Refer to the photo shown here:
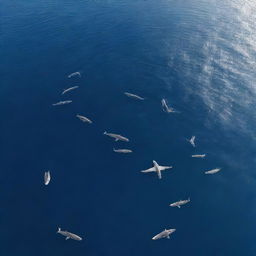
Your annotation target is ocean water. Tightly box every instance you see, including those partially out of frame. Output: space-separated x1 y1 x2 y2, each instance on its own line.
1 0 256 255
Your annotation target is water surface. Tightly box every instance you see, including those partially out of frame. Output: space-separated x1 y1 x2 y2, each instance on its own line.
1 0 256 255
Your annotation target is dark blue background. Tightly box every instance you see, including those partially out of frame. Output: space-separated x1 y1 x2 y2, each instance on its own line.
1 0 256 255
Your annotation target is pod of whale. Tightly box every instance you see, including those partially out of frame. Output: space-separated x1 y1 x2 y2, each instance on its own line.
124 92 145 100
44 171 51 185
44 70 226 244
57 227 82 241
152 229 176 240
103 131 129 142
205 168 221 174
170 198 190 208
76 114 92 124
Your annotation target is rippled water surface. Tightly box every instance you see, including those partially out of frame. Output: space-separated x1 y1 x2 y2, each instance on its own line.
1 0 256 255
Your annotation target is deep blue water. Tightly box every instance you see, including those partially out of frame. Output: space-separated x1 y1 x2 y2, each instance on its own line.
1 0 256 255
